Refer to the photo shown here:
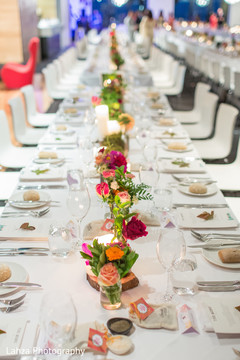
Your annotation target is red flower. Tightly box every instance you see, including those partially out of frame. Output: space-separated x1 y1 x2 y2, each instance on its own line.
109 151 127 172
102 170 115 178
122 216 148 240
96 182 110 198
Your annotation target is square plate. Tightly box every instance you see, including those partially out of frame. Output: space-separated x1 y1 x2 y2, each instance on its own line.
177 207 238 229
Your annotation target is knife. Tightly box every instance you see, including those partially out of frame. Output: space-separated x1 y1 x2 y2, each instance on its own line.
173 203 228 208
7 200 59 204
0 282 42 288
17 185 67 190
0 247 49 252
188 242 240 249
197 280 240 286
0 252 48 256
198 285 240 292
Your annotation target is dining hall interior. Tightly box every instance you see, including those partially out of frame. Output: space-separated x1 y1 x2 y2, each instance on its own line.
1 0 240 359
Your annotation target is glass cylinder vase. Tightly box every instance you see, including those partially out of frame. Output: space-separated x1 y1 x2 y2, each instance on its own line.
100 280 122 310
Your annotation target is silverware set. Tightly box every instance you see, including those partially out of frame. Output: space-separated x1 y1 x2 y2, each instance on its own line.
191 229 240 241
0 247 49 256
0 293 26 313
17 185 67 190
172 203 228 209
1 207 50 218
197 280 240 292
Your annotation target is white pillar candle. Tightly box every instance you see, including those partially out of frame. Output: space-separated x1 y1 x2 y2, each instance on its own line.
95 105 109 139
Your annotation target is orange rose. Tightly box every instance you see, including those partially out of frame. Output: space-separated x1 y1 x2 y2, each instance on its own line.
98 263 120 286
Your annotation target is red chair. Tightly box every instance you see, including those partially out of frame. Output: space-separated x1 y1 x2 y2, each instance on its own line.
1 37 39 89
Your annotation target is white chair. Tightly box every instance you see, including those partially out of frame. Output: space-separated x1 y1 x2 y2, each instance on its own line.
42 65 69 100
206 136 240 191
151 54 174 83
223 66 234 91
174 82 211 124
182 92 218 138
158 65 186 96
0 110 35 168
53 59 79 86
76 36 88 60
193 103 238 159
21 85 55 127
8 96 45 146
234 71 240 98
154 61 179 88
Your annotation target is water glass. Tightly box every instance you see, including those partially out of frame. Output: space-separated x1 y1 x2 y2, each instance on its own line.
67 169 84 190
154 188 172 211
172 253 198 296
48 222 73 258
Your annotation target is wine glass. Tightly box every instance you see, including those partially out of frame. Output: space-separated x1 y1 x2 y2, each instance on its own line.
67 173 90 249
40 290 77 354
156 229 186 302
79 138 94 181
139 163 159 190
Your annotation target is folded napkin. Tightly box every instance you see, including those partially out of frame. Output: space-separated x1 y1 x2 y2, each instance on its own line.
129 303 178 330
19 167 65 181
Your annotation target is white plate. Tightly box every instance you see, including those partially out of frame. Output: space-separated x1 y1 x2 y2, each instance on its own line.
39 134 77 145
161 158 206 173
33 156 65 165
19 167 65 181
9 191 51 209
202 248 240 269
177 207 239 229
163 144 193 153
178 183 218 197
0 262 28 296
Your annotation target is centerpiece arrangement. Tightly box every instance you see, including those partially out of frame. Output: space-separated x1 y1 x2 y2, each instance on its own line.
110 28 125 70
81 149 152 309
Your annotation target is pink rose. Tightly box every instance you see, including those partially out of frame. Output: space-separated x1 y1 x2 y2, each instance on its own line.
122 216 148 240
98 263 120 286
82 243 93 266
91 96 102 107
102 170 115 178
96 182 110 198
117 191 131 204
110 181 119 190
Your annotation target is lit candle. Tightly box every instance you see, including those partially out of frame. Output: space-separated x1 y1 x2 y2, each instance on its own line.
95 105 109 138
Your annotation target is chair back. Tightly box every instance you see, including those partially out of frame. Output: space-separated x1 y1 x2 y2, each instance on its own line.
174 65 186 93
215 103 239 153
21 85 37 117
0 110 13 150
8 96 27 140
234 72 240 98
200 92 219 129
194 82 211 111
223 66 232 90
26 37 39 80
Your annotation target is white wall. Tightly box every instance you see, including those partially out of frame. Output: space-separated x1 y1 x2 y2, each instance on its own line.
147 0 175 20
228 3 240 26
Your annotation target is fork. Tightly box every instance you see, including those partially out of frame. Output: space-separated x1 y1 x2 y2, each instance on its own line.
0 293 26 306
1 207 50 218
0 300 24 313
191 229 240 241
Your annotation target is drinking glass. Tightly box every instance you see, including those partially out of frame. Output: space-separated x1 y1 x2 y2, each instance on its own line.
156 229 186 302
40 290 77 353
154 188 172 212
79 138 94 180
139 163 159 190
172 253 198 296
67 173 90 249
48 222 73 258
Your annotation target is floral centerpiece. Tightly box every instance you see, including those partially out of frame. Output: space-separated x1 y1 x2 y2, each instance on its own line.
110 29 125 70
81 149 152 308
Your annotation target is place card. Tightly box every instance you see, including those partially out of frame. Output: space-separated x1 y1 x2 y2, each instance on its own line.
88 328 107 353
130 297 154 320
178 304 199 334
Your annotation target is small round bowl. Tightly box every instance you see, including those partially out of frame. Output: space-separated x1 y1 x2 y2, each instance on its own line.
107 317 133 336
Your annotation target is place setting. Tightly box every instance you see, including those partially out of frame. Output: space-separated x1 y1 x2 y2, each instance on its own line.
161 139 194 153
19 163 66 182
160 157 206 173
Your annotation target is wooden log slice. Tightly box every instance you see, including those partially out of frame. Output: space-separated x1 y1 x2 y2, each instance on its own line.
87 271 139 292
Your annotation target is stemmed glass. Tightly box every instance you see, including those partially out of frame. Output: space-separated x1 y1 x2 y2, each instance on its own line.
40 290 77 355
79 138 94 181
66 170 90 249
156 229 186 302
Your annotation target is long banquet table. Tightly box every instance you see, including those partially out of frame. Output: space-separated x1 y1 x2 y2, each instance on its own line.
1 45 240 360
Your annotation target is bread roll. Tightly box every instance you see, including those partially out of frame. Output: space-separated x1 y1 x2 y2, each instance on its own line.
56 125 67 131
0 264 11 282
167 142 187 151
151 103 164 110
189 183 207 194
64 108 77 114
38 151 57 159
23 190 40 201
159 118 174 126
218 248 240 263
